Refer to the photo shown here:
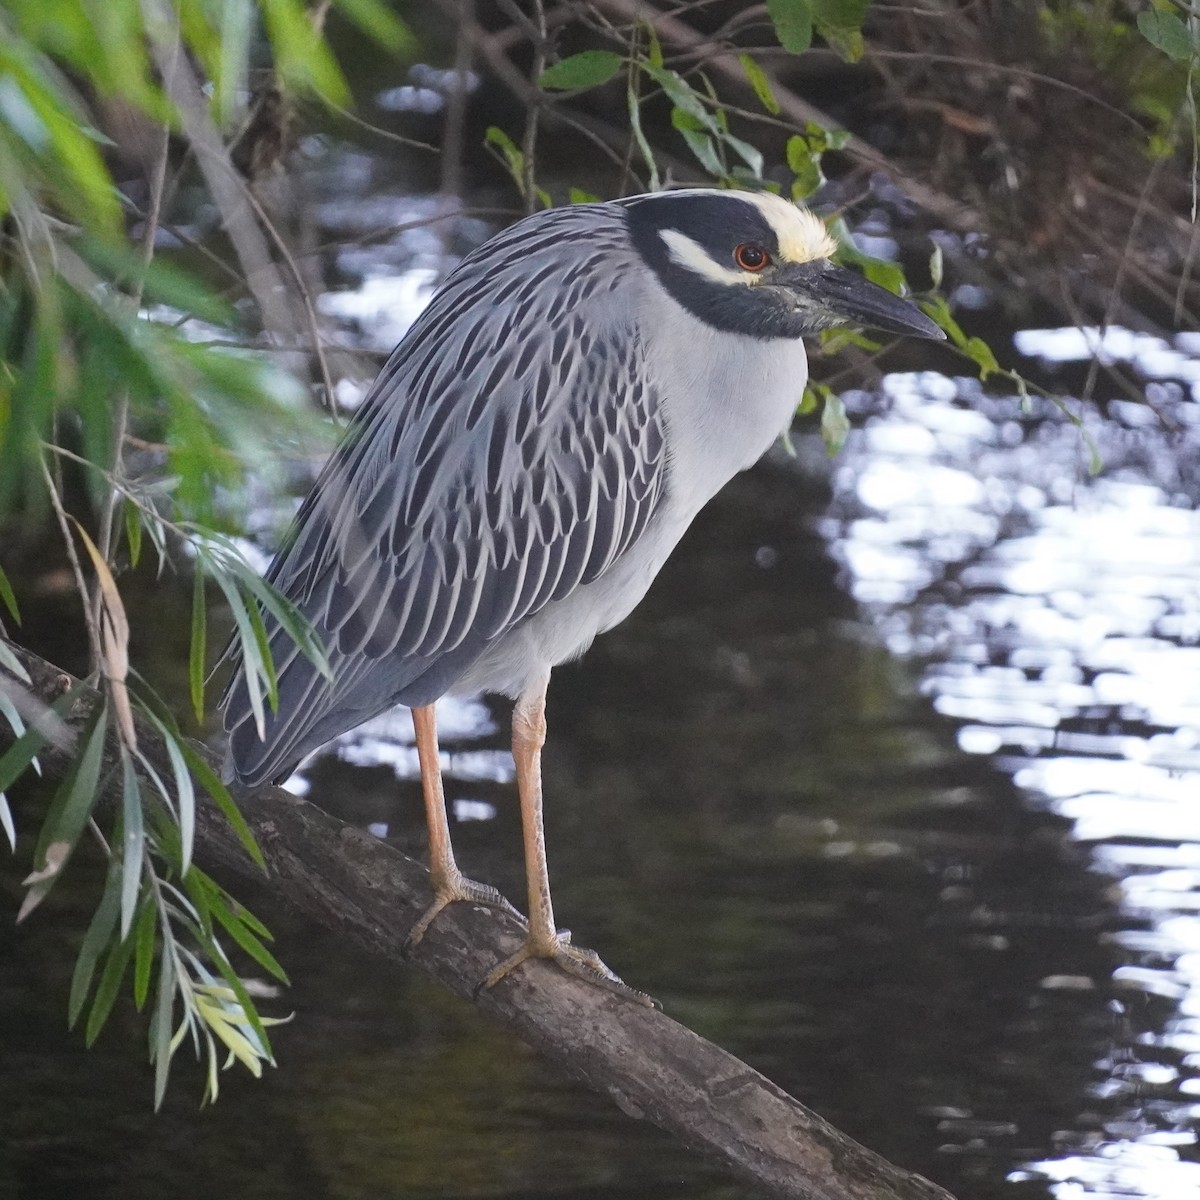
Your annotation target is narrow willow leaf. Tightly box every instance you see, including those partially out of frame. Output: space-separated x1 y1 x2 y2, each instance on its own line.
768 0 813 54
210 572 267 737
21 704 107 920
330 0 412 50
0 563 20 624
0 639 31 683
204 881 289 982
190 566 207 723
37 703 108 855
206 942 275 1061
179 742 266 872
539 50 623 91
84 920 138 1045
0 794 14 851
245 601 279 712
0 710 51 795
68 861 123 1026
197 996 264 1077
119 749 144 939
124 505 142 568
738 53 780 114
152 948 175 1109
140 708 197 872
133 896 157 1010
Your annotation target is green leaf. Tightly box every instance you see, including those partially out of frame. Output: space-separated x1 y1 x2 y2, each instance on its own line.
190 567 207 724
724 133 764 177
205 942 276 1063
818 24 864 62
1137 10 1195 62
119 749 144 940
539 50 623 91
179 742 266 872
84 914 138 1045
739 53 780 114
679 127 723 176
0 563 20 624
814 0 868 60
964 336 999 380
152 950 175 1109
330 0 412 51
22 704 107 921
861 258 905 295
133 897 157 1010
0 638 30 684
787 136 823 198
929 242 944 289
918 294 966 347
813 0 869 27
259 0 350 105
124 506 143 569
768 0 813 54
568 187 600 203
202 877 288 983
0 794 14 852
484 125 526 197
820 391 850 455
68 861 122 1026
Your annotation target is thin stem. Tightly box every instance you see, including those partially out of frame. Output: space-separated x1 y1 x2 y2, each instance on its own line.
40 454 103 669
522 0 548 213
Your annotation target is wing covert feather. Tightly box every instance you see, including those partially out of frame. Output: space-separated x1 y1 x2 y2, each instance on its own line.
223 204 669 786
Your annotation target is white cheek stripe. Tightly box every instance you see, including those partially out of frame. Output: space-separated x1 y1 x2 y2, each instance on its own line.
659 228 758 286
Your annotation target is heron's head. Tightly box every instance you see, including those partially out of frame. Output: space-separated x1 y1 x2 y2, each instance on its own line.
622 189 944 343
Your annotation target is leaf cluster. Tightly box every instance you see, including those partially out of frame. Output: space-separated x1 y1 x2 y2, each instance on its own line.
0 0 398 1106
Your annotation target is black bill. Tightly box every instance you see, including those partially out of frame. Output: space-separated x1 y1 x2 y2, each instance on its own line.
779 260 946 340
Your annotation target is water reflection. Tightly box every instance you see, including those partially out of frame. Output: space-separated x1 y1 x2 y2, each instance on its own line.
826 348 1200 1197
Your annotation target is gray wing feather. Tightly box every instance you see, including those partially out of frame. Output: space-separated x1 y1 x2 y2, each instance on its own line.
223 204 668 787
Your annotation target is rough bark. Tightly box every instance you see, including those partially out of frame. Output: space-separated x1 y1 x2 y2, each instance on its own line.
3 638 957 1200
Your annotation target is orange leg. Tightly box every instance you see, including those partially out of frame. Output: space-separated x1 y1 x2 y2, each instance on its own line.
482 674 649 1002
405 703 517 946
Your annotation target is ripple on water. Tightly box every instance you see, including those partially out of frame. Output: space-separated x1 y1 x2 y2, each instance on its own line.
828 343 1200 1199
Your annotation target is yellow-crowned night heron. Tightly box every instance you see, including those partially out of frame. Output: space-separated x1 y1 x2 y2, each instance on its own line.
222 189 943 994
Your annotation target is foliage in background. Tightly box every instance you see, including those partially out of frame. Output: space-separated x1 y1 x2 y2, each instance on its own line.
1 0 1198 1106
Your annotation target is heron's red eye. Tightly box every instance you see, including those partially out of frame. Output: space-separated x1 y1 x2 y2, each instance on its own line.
734 243 771 272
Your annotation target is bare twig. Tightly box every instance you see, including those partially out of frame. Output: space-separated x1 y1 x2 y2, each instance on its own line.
589 0 982 229
439 0 475 200
38 457 102 670
521 0 549 213
146 1 302 348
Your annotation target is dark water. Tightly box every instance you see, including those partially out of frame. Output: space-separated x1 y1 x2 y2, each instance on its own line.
5 56 1200 1200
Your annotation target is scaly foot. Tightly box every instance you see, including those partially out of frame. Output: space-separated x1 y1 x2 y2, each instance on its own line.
405 867 523 949
481 928 657 1007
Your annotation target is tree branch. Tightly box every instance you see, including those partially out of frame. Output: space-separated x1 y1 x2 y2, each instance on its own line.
2 637 957 1200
